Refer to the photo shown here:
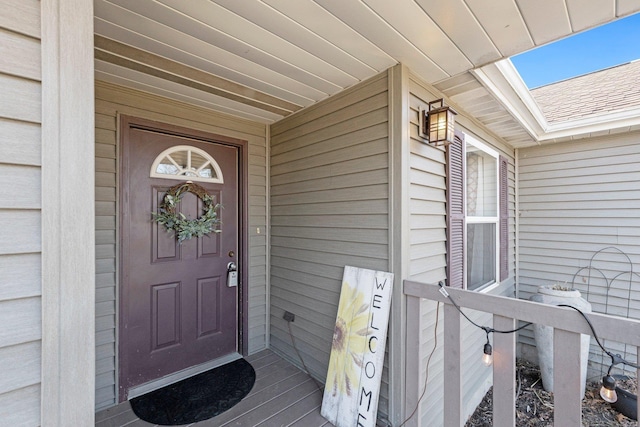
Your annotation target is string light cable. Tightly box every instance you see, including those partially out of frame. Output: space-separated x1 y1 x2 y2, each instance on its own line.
396 301 441 427
437 282 532 366
286 321 325 392
556 304 639 403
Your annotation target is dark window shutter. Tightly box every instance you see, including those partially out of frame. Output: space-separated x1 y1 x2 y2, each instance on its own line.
499 155 509 282
446 131 465 288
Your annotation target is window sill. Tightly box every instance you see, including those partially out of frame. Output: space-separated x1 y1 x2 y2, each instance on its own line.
474 281 500 294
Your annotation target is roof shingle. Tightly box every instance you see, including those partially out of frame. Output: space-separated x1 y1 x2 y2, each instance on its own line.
530 60 640 123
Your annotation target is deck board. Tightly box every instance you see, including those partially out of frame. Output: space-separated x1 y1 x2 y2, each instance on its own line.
218 379 320 426
292 409 332 427
254 386 322 426
95 350 332 427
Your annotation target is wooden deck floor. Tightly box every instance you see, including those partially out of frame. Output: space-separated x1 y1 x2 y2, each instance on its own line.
95 350 333 427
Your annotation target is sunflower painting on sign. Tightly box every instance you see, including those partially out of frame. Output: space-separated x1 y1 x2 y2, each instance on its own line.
321 266 394 427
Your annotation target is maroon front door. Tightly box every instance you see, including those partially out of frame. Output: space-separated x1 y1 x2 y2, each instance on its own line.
120 121 240 399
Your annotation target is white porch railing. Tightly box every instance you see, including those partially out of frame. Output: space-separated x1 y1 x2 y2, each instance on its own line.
404 280 640 427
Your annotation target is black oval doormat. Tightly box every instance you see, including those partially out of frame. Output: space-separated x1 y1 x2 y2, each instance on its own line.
130 358 256 425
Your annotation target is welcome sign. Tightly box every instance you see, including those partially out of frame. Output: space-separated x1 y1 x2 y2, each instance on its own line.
321 266 394 427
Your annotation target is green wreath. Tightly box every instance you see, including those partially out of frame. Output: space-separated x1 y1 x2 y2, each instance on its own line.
152 182 221 243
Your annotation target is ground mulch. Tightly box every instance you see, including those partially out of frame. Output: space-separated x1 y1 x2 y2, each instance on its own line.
465 359 637 426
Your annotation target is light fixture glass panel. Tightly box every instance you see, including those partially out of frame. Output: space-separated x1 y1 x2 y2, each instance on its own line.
426 108 456 145
429 110 447 143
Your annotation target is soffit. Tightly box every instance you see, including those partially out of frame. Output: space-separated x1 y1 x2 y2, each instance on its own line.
94 0 640 144
434 71 539 149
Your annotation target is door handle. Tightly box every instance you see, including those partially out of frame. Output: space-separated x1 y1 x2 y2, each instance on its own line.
227 262 238 287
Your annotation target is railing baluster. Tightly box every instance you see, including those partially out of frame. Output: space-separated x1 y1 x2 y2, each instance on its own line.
553 329 582 427
493 315 516 427
443 303 462 427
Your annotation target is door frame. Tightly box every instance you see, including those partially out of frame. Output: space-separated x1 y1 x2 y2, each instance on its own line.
117 115 249 402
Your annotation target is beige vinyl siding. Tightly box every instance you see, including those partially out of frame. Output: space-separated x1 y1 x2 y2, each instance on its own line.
0 1 42 425
94 81 269 410
518 130 640 379
408 71 516 426
269 72 391 414
94 109 117 410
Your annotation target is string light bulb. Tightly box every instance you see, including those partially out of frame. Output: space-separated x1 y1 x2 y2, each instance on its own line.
599 374 618 403
482 342 493 367
593 351 639 404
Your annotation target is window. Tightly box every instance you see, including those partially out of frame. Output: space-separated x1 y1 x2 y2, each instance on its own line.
466 137 498 290
150 145 224 184
446 131 508 290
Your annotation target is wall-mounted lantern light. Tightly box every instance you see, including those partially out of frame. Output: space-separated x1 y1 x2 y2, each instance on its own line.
420 98 457 146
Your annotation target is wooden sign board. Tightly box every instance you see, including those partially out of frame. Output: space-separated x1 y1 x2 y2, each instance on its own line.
321 266 394 427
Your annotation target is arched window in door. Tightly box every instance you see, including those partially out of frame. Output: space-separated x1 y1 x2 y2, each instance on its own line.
150 145 224 184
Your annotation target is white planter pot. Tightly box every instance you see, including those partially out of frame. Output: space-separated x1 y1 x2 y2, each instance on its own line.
529 286 592 398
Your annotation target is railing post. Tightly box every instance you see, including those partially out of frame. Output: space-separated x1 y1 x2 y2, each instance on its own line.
493 315 516 427
443 303 462 427
553 329 582 427
404 296 421 427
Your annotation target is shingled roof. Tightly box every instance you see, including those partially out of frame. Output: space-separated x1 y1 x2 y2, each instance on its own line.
530 60 640 124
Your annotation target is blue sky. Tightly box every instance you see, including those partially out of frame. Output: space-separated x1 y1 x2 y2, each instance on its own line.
511 12 640 89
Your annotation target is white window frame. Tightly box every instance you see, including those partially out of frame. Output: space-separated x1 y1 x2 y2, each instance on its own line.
150 145 224 184
464 134 500 293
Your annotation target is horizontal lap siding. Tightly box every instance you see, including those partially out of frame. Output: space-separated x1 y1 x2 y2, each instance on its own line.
94 110 117 410
94 81 268 410
269 72 390 414
518 131 640 378
409 72 516 426
0 1 42 425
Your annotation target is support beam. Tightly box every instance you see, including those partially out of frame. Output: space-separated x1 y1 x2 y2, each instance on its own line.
41 0 96 424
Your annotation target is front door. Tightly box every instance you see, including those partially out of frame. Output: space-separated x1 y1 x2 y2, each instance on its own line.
119 118 241 399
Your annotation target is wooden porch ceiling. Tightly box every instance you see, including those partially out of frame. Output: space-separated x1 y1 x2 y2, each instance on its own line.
94 0 640 146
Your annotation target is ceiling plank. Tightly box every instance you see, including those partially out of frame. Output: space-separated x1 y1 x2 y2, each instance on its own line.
362 0 474 75
566 0 615 31
94 15 322 105
104 0 344 94
95 63 284 123
516 0 572 46
95 38 298 116
209 0 377 80
157 0 359 87
616 0 640 16
314 0 449 82
263 0 396 72
465 0 534 57
415 0 502 66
